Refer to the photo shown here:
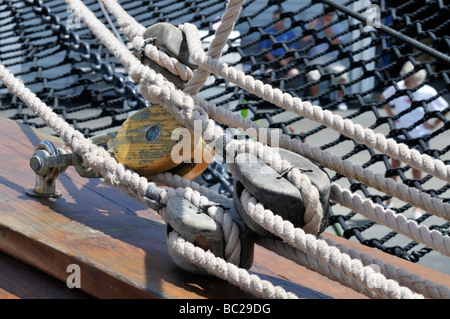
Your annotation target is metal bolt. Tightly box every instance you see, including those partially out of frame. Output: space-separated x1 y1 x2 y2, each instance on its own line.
30 155 43 171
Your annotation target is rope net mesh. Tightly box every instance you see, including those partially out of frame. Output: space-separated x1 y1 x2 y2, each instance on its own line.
0 0 449 271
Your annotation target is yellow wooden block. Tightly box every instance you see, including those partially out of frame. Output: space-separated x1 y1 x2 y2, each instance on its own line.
114 104 213 179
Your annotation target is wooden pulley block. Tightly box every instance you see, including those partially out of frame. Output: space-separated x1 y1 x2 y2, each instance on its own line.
230 148 331 237
113 104 213 180
138 22 198 90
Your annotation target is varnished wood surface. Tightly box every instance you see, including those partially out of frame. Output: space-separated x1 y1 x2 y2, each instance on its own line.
0 252 90 299
0 117 448 299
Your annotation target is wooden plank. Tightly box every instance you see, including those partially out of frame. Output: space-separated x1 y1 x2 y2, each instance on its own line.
0 117 447 299
0 252 90 299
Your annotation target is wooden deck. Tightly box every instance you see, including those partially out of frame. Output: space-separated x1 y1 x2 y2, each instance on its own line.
0 117 448 299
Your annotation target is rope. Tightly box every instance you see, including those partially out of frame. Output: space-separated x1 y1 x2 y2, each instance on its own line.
201 101 450 223
160 186 243 266
183 0 245 95
320 0 450 65
240 188 424 299
257 235 450 299
167 231 299 299
179 30 450 185
59 0 450 300
153 170 450 298
1 0 447 299
322 237 450 299
0 60 298 300
330 183 450 257
256 237 382 298
71 0 450 230
85 0 325 234
92 0 450 238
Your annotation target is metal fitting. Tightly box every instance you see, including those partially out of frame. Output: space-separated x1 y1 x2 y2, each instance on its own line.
26 140 100 198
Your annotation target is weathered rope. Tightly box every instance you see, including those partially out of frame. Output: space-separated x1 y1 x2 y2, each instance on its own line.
228 138 324 235
80 0 450 229
183 0 246 95
256 236 382 299
0 61 298 300
258 235 450 299
134 35 194 82
64 0 450 298
2 0 444 299
321 237 450 299
70 0 324 234
100 0 449 243
204 102 450 223
106 8 450 226
154 170 450 299
180 24 450 185
167 231 299 299
153 168 450 298
330 183 450 257
240 188 424 299
160 186 242 266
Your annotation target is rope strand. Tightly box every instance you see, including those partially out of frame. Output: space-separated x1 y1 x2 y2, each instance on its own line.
0 0 446 299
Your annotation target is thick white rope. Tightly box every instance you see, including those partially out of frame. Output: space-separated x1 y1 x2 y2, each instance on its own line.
133 35 194 82
322 237 450 299
88 0 450 246
229 139 324 235
183 0 245 95
94 0 450 231
97 0 191 77
78 0 324 234
67 0 450 298
258 236 450 299
167 231 299 299
239 189 424 299
330 183 450 257
160 186 242 265
180 23 450 185
153 171 450 299
5 1 291 300
97 0 450 230
257 237 381 299
0 61 294 300
7 0 442 300
199 99 450 223
82 0 450 229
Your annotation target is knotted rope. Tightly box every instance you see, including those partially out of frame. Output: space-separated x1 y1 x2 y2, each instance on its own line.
0 0 448 299
90 0 450 254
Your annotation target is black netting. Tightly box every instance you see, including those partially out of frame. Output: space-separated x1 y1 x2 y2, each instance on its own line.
1 0 449 269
